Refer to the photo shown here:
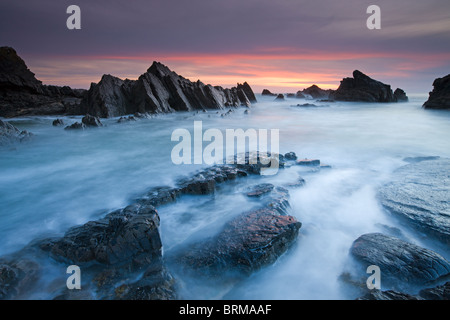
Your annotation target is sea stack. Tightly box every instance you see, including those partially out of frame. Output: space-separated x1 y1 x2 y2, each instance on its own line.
423 74 450 109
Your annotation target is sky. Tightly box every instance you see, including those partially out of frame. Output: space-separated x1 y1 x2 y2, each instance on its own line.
1 0 449 94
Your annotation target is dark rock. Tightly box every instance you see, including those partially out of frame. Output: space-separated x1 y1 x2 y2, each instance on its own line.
403 156 440 163
117 116 136 123
0 259 40 299
0 120 33 146
301 85 332 99
175 206 301 278
296 159 320 166
64 122 86 130
81 114 103 127
237 82 257 103
286 93 296 98
0 47 87 118
394 88 408 102
274 94 285 101
52 119 65 127
378 159 450 244
262 89 277 96
114 264 177 300
350 233 450 285
245 183 275 198
80 62 256 118
357 289 421 300
47 204 162 268
295 91 306 99
423 74 450 109
330 70 398 102
293 103 318 108
419 282 450 300
284 152 297 161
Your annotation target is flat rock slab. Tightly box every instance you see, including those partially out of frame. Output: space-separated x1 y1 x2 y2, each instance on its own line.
351 233 450 285
378 158 450 244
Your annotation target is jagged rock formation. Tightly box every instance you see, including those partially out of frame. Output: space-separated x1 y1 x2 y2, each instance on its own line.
0 47 86 118
330 70 407 102
423 74 450 109
79 62 257 118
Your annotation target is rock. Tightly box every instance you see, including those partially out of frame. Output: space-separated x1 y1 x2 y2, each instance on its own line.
245 183 275 198
423 74 450 109
296 159 320 166
52 119 65 127
301 85 332 99
175 198 301 278
350 233 450 285
114 264 177 300
0 259 40 299
237 82 257 103
284 175 306 188
284 152 297 161
0 120 33 146
378 159 450 244
293 103 319 108
286 93 296 98
419 282 450 300
403 156 440 163
47 204 162 268
295 91 306 99
357 281 450 300
64 122 86 130
274 94 285 101
394 88 408 102
80 62 256 118
330 70 398 102
357 289 421 300
117 116 137 123
81 114 103 127
262 89 277 96
0 47 86 118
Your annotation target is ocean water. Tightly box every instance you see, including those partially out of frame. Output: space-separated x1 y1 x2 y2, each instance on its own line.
1 94 449 299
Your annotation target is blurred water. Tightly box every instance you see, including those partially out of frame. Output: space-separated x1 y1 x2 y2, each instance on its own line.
1 94 449 299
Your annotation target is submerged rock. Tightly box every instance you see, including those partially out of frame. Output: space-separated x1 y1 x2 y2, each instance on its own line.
0 259 40 300
275 94 285 101
423 74 450 109
174 193 301 278
82 114 103 127
0 120 33 146
52 119 65 127
378 158 450 244
350 233 450 285
64 122 86 130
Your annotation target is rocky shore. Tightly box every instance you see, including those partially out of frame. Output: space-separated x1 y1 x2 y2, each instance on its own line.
0 152 303 300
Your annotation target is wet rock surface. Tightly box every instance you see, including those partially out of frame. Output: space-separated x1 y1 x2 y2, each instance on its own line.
173 185 301 279
0 119 33 146
378 158 450 244
350 233 450 285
